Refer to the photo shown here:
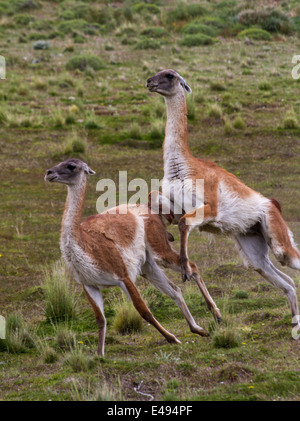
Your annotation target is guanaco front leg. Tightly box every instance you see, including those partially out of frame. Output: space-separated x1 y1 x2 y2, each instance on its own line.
179 204 215 282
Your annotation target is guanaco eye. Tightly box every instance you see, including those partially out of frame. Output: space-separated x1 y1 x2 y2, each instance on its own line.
166 74 174 80
67 164 76 171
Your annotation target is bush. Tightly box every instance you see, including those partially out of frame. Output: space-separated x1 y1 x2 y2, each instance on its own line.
208 103 223 119
149 119 165 142
43 260 77 323
232 115 246 129
237 8 292 35
64 131 87 155
58 19 101 36
213 326 241 349
15 0 40 11
140 26 167 38
135 37 161 50
283 109 298 129
113 300 143 334
56 327 76 351
14 13 34 25
210 81 226 91
66 55 105 71
166 2 189 25
234 290 249 299
43 346 58 364
224 118 233 134
258 80 272 91
3 313 36 354
132 3 160 15
182 22 216 37
50 106 65 128
186 3 206 18
181 33 214 47
199 16 229 31
127 122 143 140
64 349 97 372
238 28 271 41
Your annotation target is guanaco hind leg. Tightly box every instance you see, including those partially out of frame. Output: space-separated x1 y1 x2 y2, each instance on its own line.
235 231 300 330
120 276 181 344
142 252 209 336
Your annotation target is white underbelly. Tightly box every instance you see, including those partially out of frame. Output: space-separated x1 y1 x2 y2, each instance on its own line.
213 183 270 234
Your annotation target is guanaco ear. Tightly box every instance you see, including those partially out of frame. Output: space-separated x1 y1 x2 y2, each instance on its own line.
83 163 96 175
179 77 192 94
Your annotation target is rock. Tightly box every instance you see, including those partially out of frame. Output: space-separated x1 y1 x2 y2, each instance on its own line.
33 40 50 50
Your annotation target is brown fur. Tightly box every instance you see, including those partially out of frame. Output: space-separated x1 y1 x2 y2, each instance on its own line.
270 198 282 214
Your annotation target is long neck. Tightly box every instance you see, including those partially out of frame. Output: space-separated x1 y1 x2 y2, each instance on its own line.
163 91 191 178
61 175 86 242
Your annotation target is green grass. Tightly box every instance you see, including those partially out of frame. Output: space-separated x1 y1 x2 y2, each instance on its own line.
0 0 300 402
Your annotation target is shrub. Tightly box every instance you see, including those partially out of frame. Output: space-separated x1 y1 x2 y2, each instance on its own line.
0 108 7 125
181 33 214 47
237 8 292 35
32 19 53 31
166 2 189 25
210 81 226 91
224 118 233 134
283 109 298 129
186 3 206 18
43 346 58 364
59 1 92 21
43 259 77 323
58 19 101 36
199 16 229 31
14 13 33 25
64 131 87 155
127 122 143 139
232 115 246 129
66 55 105 71
92 382 118 401
187 94 196 120
64 349 97 372
213 326 241 349
258 80 272 91
84 111 101 129
182 22 216 37
50 106 65 128
292 16 300 34
3 313 36 354
140 26 167 38
208 103 223 119
132 3 160 15
135 37 161 50
113 300 143 334
234 290 249 299
56 327 76 351
238 28 271 41
148 119 165 141
15 0 40 11
28 33 48 40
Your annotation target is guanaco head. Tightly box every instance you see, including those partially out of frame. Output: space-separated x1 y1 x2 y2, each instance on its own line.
146 69 192 97
45 158 95 185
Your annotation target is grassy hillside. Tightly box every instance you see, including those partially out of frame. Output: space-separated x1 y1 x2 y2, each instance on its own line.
0 0 300 401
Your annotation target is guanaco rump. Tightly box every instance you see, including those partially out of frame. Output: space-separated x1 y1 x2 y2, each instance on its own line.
45 158 222 356
146 69 300 331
